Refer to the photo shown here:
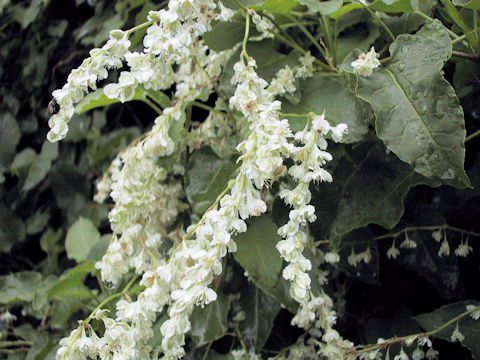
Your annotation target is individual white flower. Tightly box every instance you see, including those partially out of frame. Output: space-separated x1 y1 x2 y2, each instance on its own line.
412 348 425 360
431 229 442 242
324 251 340 264
351 46 381 77
438 239 450 257
451 323 465 342
218 2 235 21
296 52 315 79
394 348 408 360
400 233 416 249
454 240 473 257
387 241 400 259
466 305 480 320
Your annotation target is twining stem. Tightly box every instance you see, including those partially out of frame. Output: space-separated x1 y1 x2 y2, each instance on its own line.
0 340 33 348
143 97 163 115
314 224 480 246
85 274 139 323
242 8 251 61
348 304 480 355
364 6 395 41
126 20 154 36
466 129 480 142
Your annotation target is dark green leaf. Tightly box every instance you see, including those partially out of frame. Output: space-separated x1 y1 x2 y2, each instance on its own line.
0 204 26 252
234 215 283 288
185 147 236 215
40 228 63 272
204 16 247 52
239 284 280 350
0 271 42 304
190 292 230 347
282 75 371 143
312 142 437 244
65 217 101 263
414 301 480 359
343 21 470 188
86 233 111 262
0 112 21 168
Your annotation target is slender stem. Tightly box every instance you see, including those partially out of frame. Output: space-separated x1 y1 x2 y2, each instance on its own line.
285 14 327 59
452 34 467 45
242 10 251 61
415 10 460 39
126 20 154 36
143 97 163 115
349 305 480 354
0 348 30 354
192 101 217 113
452 50 479 60
280 112 309 118
315 224 480 246
85 275 139 323
201 342 213 360
321 14 336 66
466 129 480 142
0 340 33 348
363 6 395 41
235 326 250 359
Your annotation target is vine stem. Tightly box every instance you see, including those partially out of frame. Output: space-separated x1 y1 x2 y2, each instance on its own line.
314 224 480 246
348 304 480 355
364 6 395 41
126 20 154 36
0 340 33 348
466 129 480 142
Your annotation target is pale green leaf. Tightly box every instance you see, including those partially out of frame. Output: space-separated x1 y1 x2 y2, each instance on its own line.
65 217 101 263
303 0 343 14
453 0 480 9
252 0 298 14
190 292 230 347
48 262 96 299
0 271 42 304
414 301 480 359
330 0 414 19
344 20 470 188
185 147 236 215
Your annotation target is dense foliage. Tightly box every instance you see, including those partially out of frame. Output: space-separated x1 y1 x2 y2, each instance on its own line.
1 0 480 359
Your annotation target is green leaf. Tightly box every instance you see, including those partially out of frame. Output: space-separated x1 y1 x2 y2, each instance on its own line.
343 20 470 188
330 0 414 18
75 86 160 114
234 215 283 288
453 0 480 10
0 271 42 304
185 147 236 215
0 112 21 168
65 217 101 263
302 0 343 14
336 22 380 63
252 0 298 14
203 16 247 52
48 262 96 299
10 141 58 191
239 284 281 351
86 233 111 262
26 209 50 235
382 0 436 37
312 142 437 245
0 204 26 252
190 292 230 347
40 228 63 272
282 74 371 143
414 301 480 359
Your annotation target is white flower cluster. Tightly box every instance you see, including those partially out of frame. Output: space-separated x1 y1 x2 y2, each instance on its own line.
47 30 131 142
351 46 381 77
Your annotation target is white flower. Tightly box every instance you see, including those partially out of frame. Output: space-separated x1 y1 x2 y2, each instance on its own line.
467 305 480 320
454 240 473 257
324 252 340 264
387 241 400 259
400 233 416 249
412 348 425 360
351 46 381 77
218 3 235 21
425 348 439 360
431 229 442 242
438 239 450 257
451 323 465 342
394 348 408 360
